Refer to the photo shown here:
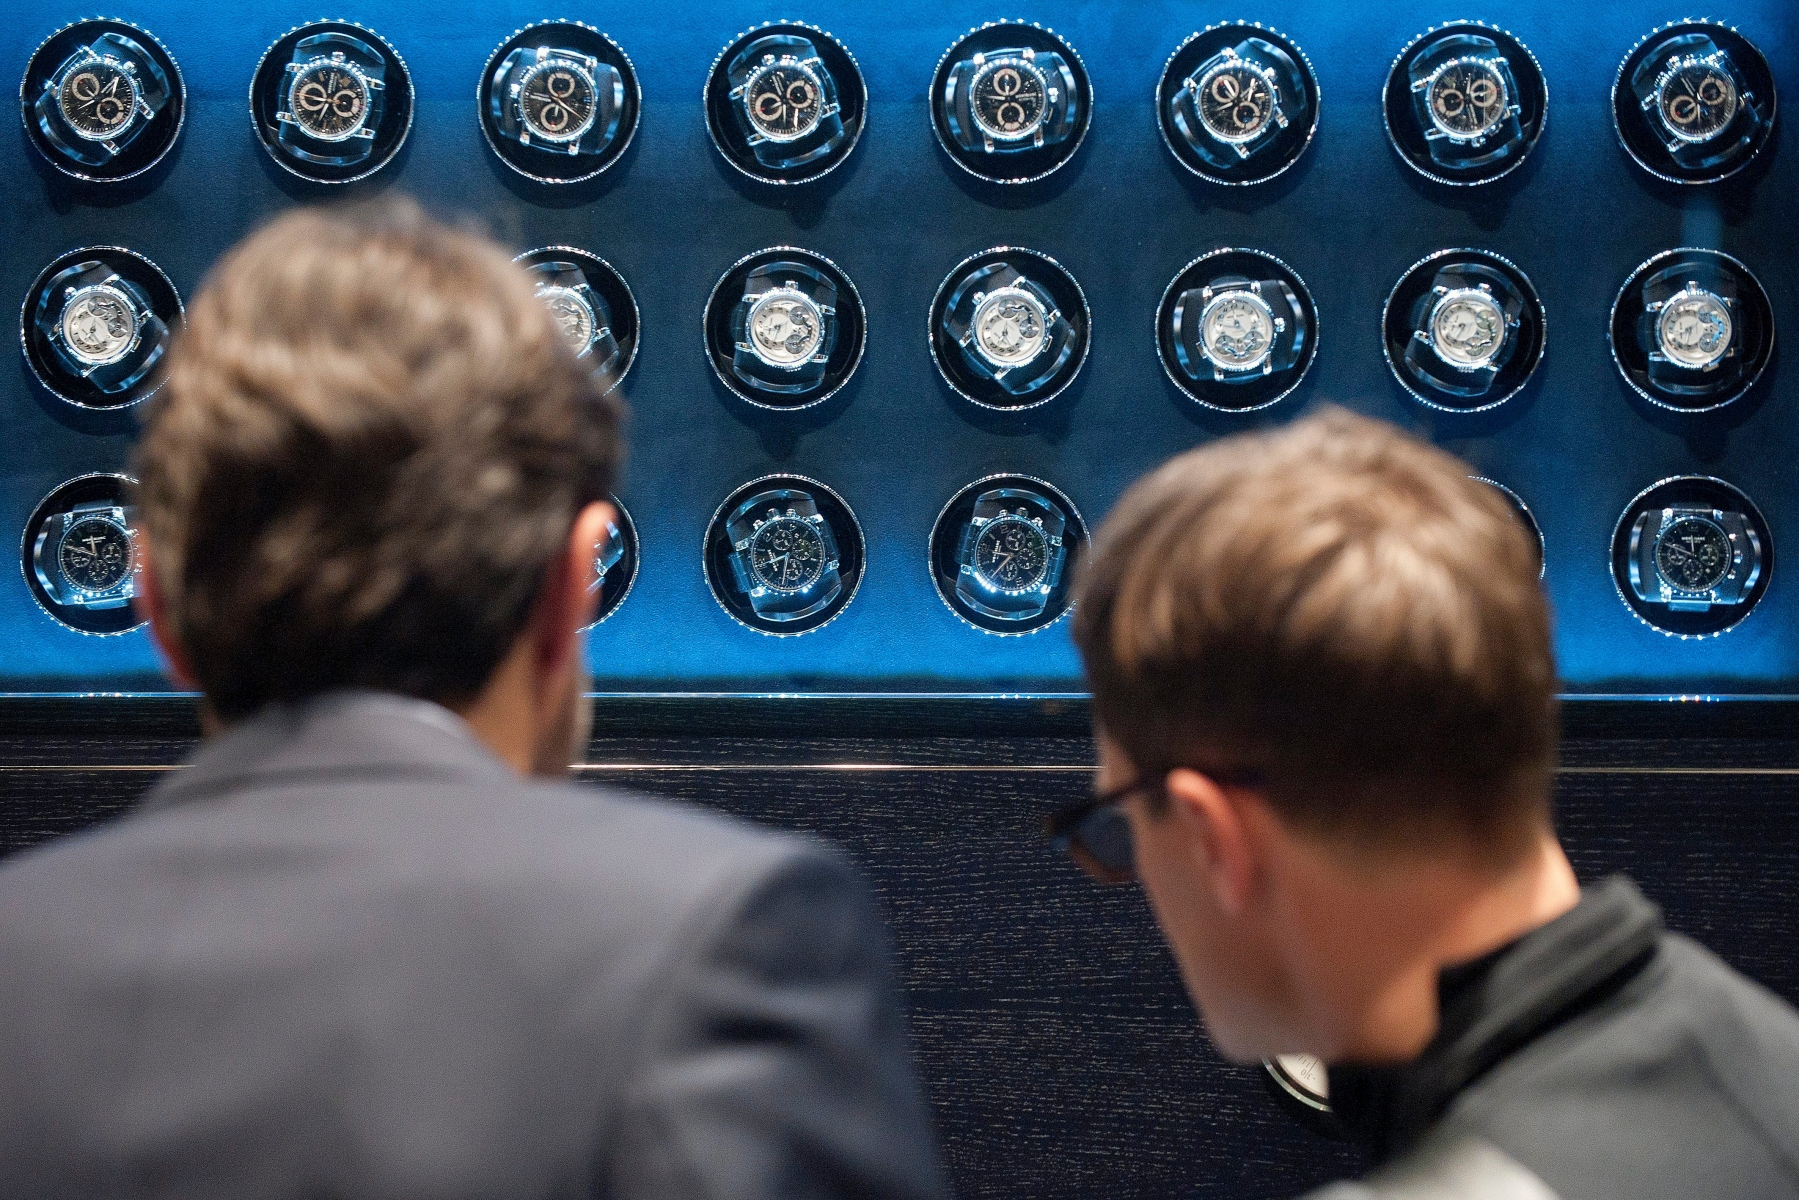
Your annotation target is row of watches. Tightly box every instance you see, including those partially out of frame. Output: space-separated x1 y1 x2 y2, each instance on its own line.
22 18 1777 189
21 241 1773 419
22 470 1770 642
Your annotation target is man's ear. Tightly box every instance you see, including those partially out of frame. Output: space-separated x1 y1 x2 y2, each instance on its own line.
531 500 615 676
132 536 198 690
1163 768 1261 917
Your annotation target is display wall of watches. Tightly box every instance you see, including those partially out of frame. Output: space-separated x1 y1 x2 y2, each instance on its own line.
250 20 413 184
1609 248 1773 413
931 22 1092 185
704 475 864 636
514 247 638 394
1613 21 1776 186
1158 24 1319 187
1472 477 1546 579
704 247 865 409
22 246 182 412
479 21 639 185
930 247 1090 410
1611 476 1771 638
22 473 144 636
1384 22 1546 187
585 494 639 628
22 19 185 184
705 22 866 185
930 475 1087 635
1383 249 1545 413
1157 248 1316 411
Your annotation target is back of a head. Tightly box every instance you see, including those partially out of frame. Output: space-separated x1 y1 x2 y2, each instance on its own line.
135 199 621 721
1073 408 1556 856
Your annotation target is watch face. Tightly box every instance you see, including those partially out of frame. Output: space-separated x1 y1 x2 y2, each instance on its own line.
1200 289 1277 372
58 517 131 594
537 285 596 354
748 515 827 593
1656 288 1733 369
1429 287 1507 370
974 515 1050 592
746 288 825 369
59 284 139 366
58 57 139 140
743 56 825 142
1656 516 1731 592
1426 58 1508 140
1196 60 1275 143
288 57 369 141
969 54 1048 142
972 287 1049 366
517 57 597 143
1657 58 1737 143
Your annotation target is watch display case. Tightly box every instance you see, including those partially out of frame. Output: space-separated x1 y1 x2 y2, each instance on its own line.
1383 248 1545 413
1158 24 1319 187
250 20 413 185
929 475 1088 635
931 22 1092 185
704 475 865 636
21 18 185 184
478 21 640 186
930 247 1090 410
586 495 639 628
1609 248 1774 414
704 246 865 410
1612 476 1772 638
1613 21 1776 186
1383 22 1547 186
21 246 181 412
705 22 866 185
513 246 639 394
21 473 142 636
1156 248 1317 411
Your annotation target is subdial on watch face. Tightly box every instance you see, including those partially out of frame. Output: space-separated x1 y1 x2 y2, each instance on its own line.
1656 517 1730 592
1200 291 1277 371
1426 59 1508 140
1429 288 1507 370
744 57 824 142
1657 59 1738 143
290 59 369 141
59 285 139 366
746 289 824 369
519 59 597 142
972 288 1048 366
749 515 826 593
970 55 1048 142
58 518 131 593
975 517 1049 592
58 60 139 140
1197 62 1275 143
1657 289 1733 369
537 285 596 354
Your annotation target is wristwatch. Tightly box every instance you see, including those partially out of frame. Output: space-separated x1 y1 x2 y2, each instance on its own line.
525 259 621 375
1629 506 1761 613
1174 276 1305 383
32 31 173 167
38 259 167 397
1403 262 1526 400
725 488 843 623
1404 32 1526 175
489 43 624 158
727 33 846 172
277 31 387 167
1645 278 1736 377
943 262 1077 398
32 499 137 611
1629 33 1762 174
953 488 1068 623
943 44 1080 157
1169 37 1303 168
728 261 839 397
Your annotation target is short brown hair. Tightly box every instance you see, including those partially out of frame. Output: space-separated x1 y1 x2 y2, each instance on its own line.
134 198 621 720
1072 408 1556 852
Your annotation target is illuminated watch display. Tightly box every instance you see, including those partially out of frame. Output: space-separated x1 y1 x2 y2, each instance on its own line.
1158 249 1316 411
1386 23 1545 186
706 247 864 409
23 476 147 635
708 24 863 185
481 24 638 183
1615 22 1774 185
1611 248 1772 412
24 246 182 411
932 22 1091 184
706 476 864 636
1160 25 1318 186
1385 248 1544 412
931 475 1087 635
23 20 185 182
252 21 412 184
931 247 1089 409
1614 477 1771 638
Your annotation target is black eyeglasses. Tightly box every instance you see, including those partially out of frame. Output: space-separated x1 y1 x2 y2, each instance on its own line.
1044 767 1267 884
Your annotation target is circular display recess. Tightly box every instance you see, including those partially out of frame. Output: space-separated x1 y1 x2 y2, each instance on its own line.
1613 21 1776 186
22 245 182 411
1157 24 1319 186
1383 22 1546 187
930 246 1090 410
1610 475 1771 638
22 472 145 636
513 246 639 395
703 474 865 636
585 494 639 628
1157 248 1317 411
1609 247 1773 414
704 246 865 410
1472 476 1545 579
21 18 186 184
929 474 1088 635
478 22 640 186
930 22 1092 185
250 20 413 185
704 22 866 186
1382 248 1544 413
1261 1055 1343 1139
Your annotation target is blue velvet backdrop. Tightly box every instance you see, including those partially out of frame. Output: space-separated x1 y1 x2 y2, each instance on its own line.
4 0 1797 695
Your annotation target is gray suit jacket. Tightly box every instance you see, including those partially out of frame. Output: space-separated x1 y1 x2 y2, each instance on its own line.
0 692 952 1200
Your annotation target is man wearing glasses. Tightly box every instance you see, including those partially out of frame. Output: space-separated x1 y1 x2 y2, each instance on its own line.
1049 409 1799 1198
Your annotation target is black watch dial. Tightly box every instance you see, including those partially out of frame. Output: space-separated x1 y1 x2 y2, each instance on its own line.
1656 517 1732 592
1613 22 1776 186
1384 22 1547 186
749 517 827 593
1611 476 1773 639
22 474 146 636
59 60 137 139
59 517 132 593
288 60 368 140
974 517 1050 592
520 60 596 142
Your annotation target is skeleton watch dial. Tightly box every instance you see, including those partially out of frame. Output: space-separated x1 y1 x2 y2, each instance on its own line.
1429 287 1507 370
58 516 132 594
58 58 140 140
288 55 370 141
746 288 825 369
58 284 139 367
1655 516 1731 592
1426 58 1509 141
1200 289 1279 372
974 514 1050 592
538 285 596 353
1196 59 1276 143
1656 57 1738 143
748 513 828 593
1656 286 1733 369
744 56 825 142
969 53 1049 142
971 287 1049 367
517 57 597 143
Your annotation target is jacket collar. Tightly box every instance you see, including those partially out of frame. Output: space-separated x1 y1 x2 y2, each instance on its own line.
1329 875 1664 1163
142 690 515 811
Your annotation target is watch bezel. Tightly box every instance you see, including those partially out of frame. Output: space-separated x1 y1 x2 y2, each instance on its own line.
20 18 187 184
583 493 639 629
513 246 640 396
704 21 867 187
1382 21 1547 188
1607 247 1773 414
928 473 1089 637
21 245 183 413
929 246 1091 411
249 20 413 186
1155 248 1318 412
1609 475 1772 639
478 21 641 186
1157 23 1320 187
703 474 866 638
1381 247 1546 414
930 21 1093 186
703 246 866 411
20 472 147 637
1611 20 1777 187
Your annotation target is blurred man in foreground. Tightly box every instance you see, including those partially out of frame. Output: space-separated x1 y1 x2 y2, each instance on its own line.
1052 409 1799 1198
0 200 950 1200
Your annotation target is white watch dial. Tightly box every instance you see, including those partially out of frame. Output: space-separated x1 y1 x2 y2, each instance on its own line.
1428 287 1508 371
59 283 139 366
971 285 1049 367
537 284 597 354
746 287 825 369
1199 288 1278 372
1656 286 1733 369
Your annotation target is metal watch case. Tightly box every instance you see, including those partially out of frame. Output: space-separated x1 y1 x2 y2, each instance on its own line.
1158 24 1319 186
1384 22 1547 187
1613 21 1776 186
22 245 182 411
1611 476 1771 638
480 22 640 185
1383 248 1545 413
1157 248 1316 411
705 23 866 185
930 247 1090 410
704 246 866 410
21 473 145 636
22 19 185 184
1609 248 1773 413
250 21 413 185
513 246 639 394
930 474 1088 635
931 22 1092 185
704 475 865 636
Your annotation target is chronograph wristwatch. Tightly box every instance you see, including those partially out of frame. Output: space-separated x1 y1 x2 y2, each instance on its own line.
38 259 167 398
725 32 847 173
1625 29 1771 180
1385 249 1544 412
1407 36 1522 171
1169 36 1306 170
32 499 137 611
1610 248 1772 412
277 30 388 167
490 43 625 158
32 30 174 168
942 262 1078 399
953 488 1068 623
1629 506 1760 613
725 488 844 623
729 260 839 397
1172 275 1305 383
944 45 1077 156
